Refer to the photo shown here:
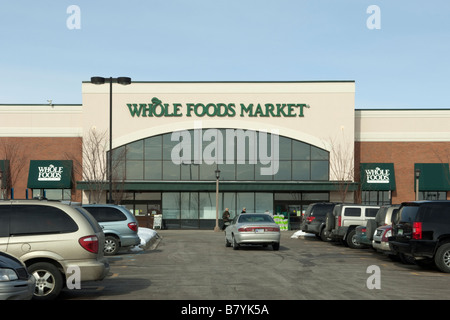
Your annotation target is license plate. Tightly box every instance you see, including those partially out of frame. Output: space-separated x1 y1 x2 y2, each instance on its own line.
255 229 265 233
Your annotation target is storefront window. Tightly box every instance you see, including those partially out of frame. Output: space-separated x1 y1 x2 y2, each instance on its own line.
162 193 180 219
362 191 391 205
199 192 217 219
419 191 447 200
32 189 71 201
126 140 143 160
112 129 330 182
144 136 162 160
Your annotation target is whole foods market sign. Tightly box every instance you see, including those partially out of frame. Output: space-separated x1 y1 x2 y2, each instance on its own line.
27 160 73 189
360 163 396 191
126 97 310 118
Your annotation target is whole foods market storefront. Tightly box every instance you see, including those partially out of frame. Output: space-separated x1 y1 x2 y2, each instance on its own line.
79 81 356 229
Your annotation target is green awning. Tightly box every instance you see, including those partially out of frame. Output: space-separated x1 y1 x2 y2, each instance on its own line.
27 160 73 189
360 163 396 191
414 163 450 191
76 180 359 192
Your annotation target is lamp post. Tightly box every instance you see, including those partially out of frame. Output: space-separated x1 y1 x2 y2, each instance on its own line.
214 168 221 232
90 76 131 203
415 168 421 201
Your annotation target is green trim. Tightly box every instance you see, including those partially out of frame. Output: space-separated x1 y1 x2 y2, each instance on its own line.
414 163 450 191
76 180 358 192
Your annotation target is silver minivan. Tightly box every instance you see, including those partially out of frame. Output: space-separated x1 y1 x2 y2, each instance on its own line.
0 200 109 300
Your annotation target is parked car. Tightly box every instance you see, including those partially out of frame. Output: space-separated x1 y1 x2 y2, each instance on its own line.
324 204 380 248
354 225 371 247
0 251 35 300
372 225 393 253
355 205 400 248
389 200 450 272
370 205 400 253
225 213 281 250
82 204 140 256
300 202 336 241
0 200 109 300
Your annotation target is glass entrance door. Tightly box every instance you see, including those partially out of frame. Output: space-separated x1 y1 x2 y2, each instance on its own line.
274 202 303 230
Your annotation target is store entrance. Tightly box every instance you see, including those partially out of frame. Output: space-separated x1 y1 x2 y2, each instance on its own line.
122 201 161 229
274 202 304 230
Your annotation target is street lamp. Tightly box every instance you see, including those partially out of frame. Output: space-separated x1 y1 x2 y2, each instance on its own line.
415 168 421 201
90 76 131 203
214 168 221 232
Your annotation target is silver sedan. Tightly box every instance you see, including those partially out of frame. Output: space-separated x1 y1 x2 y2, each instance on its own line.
225 213 281 250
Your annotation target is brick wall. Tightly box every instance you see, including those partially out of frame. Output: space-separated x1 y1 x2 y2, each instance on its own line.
355 141 450 203
0 137 82 201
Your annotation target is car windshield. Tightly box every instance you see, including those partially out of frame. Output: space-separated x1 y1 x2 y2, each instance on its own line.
238 214 273 223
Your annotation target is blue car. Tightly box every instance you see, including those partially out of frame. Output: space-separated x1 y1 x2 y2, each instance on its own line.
0 252 35 300
82 204 141 255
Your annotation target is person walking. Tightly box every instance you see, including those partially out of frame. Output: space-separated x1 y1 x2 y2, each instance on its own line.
222 208 231 230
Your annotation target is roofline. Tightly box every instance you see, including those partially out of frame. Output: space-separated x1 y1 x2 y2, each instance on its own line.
82 80 356 84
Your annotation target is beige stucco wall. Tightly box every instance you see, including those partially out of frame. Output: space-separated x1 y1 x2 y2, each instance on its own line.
0 104 83 137
355 109 450 142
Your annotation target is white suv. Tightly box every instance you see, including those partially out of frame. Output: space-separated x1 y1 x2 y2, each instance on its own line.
0 200 109 300
324 204 380 248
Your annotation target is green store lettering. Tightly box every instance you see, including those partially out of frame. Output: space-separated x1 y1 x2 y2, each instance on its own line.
126 97 310 118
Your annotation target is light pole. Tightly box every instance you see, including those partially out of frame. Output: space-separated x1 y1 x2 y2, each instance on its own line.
415 168 421 201
214 168 221 232
90 76 131 204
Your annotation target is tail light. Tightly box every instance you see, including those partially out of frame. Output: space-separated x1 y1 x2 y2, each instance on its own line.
361 228 366 233
412 222 422 239
338 216 342 227
79 235 99 253
382 228 392 242
306 216 315 223
238 226 280 232
128 222 138 232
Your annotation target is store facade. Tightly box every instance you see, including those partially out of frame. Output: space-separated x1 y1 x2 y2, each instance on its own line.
79 81 356 229
1 81 449 230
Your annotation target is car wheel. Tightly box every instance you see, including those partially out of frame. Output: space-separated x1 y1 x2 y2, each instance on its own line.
104 235 120 255
272 243 280 251
225 236 231 247
320 228 331 242
346 229 362 249
232 235 239 250
435 243 450 273
28 262 63 300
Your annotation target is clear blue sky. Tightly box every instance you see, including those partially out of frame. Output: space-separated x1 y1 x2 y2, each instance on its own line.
0 0 449 109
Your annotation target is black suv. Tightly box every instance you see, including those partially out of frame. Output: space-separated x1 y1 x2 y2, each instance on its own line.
300 203 336 241
389 201 450 272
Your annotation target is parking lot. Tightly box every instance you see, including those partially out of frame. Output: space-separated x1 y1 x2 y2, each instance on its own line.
60 229 450 301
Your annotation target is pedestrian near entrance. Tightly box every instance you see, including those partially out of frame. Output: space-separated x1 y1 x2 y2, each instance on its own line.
241 207 246 213
222 208 231 230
